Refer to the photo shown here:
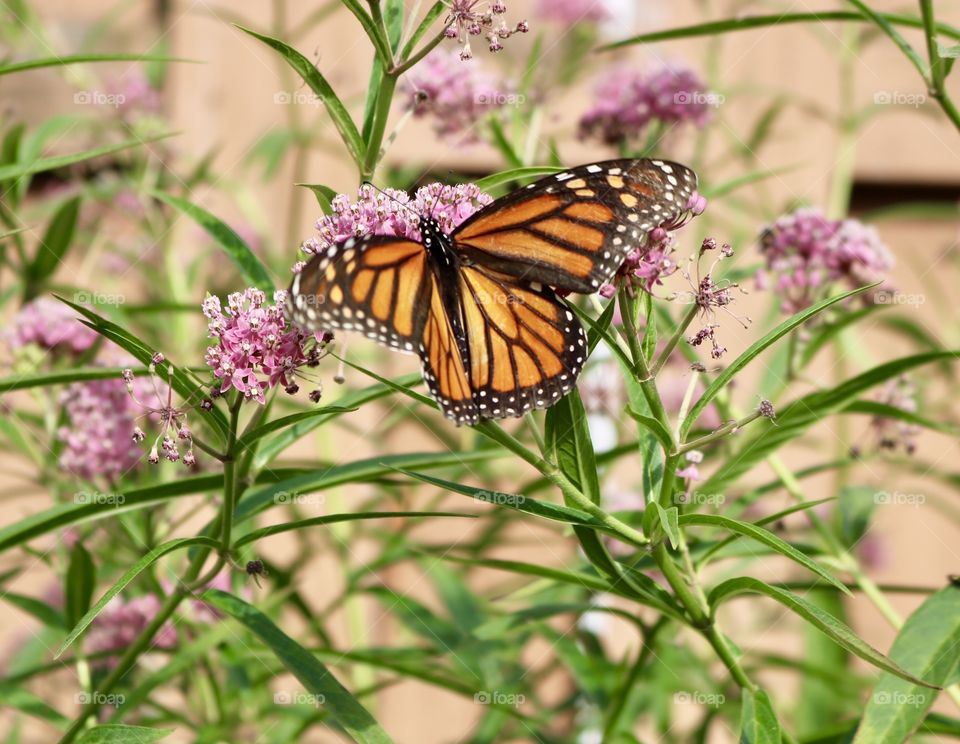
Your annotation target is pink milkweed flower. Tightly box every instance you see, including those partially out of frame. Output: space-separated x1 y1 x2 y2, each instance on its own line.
443 0 529 60
758 207 893 313
535 0 610 24
203 288 328 404
579 62 715 146
4 297 99 355
86 594 177 667
300 182 493 258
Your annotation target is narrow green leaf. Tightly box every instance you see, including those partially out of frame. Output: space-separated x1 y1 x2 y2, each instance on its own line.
0 132 176 181
65 543 96 629
75 725 172 743
395 467 611 532
800 305 882 366
152 191 274 292
399 3 446 59
739 689 782 744
237 406 357 450
702 166 796 199
204 589 396 743
1 591 66 629
296 183 338 214
234 510 474 548
599 12 960 50
853 586 960 743
0 366 158 393
710 577 939 687
474 166 564 191
654 504 680 549
843 400 960 436
237 26 365 166
844 0 928 77
27 195 80 289
0 54 193 76
625 408 674 452
681 285 872 438
57 537 218 657
0 683 70 727
681 513 848 593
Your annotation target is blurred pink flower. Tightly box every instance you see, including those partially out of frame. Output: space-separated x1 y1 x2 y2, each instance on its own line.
302 181 492 259
758 207 893 313
579 62 714 145
5 298 98 355
403 48 511 140
87 594 176 666
536 0 610 24
106 69 161 119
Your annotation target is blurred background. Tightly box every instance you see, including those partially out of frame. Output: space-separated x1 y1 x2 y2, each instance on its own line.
2 0 959 741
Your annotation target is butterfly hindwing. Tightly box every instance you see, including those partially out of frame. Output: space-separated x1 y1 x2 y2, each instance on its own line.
290 236 431 353
451 158 698 293
457 266 586 421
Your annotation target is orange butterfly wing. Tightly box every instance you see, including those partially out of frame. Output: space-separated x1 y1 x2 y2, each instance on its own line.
452 158 698 293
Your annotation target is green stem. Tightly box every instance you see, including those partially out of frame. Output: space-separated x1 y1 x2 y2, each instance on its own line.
359 74 398 182
651 304 699 377
676 410 762 455
919 0 960 131
602 618 667 739
826 23 860 219
618 289 671 431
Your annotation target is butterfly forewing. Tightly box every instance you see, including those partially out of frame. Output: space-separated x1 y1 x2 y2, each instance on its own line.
290 236 431 353
452 158 698 293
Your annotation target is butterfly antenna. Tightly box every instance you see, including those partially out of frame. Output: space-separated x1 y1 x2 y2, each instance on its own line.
362 180 422 224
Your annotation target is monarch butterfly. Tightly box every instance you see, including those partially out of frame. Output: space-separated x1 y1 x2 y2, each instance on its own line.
288 158 699 426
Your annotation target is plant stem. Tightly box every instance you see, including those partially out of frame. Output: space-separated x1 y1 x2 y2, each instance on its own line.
651 304 699 377
602 618 667 739
359 74 398 182
919 0 960 131
676 410 762 455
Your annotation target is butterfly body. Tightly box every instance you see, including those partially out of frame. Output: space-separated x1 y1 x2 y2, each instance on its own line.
289 159 698 426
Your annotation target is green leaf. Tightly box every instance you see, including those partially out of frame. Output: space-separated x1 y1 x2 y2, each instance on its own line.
654 504 680 549
680 513 848 593
853 585 960 743
75 725 173 743
710 577 938 687
681 285 872 438
0 683 70 727
0 132 177 181
204 589 396 744
625 408 674 452
0 476 222 552
237 26 365 166
800 305 882 366
0 366 155 393
844 0 928 77
395 468 612 533
0 54 192 76
701 351 959 493
474 166 564 191
599 12 960 50
65 543 96 629
842 400 960 437
57 537 218 657
738 689 782 744
237 406 357 450
26 195 80 290
399 3 446 59
296 183 338 214
1 591 66 629
152 191 274 292
702 166 796 199
340 0 393 65
233 510 474 548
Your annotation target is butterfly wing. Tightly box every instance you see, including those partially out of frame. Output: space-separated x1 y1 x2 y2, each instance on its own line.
456 265 586 421
452 158 698 293
289 236 431 353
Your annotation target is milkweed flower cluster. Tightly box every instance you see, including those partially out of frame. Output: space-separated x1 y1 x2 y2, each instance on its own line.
4 297 98 355
757 207 894 313
579 63 714 146
535 0 610 24
300 182 493 263
443 0 529 60
868 375 920 455
403 48 510 140
203 289 326 404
